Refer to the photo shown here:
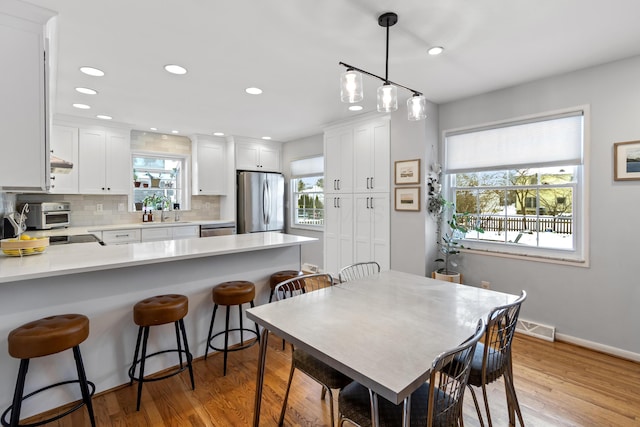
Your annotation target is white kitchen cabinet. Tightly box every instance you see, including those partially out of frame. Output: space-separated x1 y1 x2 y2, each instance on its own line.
236 140 281 171
78 128 131 194
101 229 141 245
192 135 226 195
323 193 354 276
172 225 200 240
353 193 390 271
49 125 79 194
141 225 199 242
324 127 354 194
353 119 390 193
323 115 391 275
0 2 54 191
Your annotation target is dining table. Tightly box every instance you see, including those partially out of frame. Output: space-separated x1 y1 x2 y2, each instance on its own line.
246 270 519 426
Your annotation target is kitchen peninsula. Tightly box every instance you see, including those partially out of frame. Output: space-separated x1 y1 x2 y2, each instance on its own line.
0 232 315 419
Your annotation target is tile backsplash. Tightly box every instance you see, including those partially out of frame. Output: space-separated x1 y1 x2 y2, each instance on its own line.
14 194 221 227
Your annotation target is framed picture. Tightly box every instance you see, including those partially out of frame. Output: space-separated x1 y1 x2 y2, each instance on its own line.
395 187 421 211
614 140 640 181
394 159 420 185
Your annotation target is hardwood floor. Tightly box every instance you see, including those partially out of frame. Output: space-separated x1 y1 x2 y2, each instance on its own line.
22 334 640 426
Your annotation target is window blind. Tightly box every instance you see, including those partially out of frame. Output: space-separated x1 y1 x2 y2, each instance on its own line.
445 113 583 173
290 156 323 177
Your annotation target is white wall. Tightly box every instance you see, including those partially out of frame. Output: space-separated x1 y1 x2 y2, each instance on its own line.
282 134 324 269
389 102 440 276
438 55 640 357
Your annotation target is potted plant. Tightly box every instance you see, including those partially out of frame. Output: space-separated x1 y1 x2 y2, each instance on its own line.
434 200 484 283
142 193 168 210
133 172 141 187
146 173 161 188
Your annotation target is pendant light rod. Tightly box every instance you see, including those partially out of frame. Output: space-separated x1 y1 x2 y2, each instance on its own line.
338 61 422 96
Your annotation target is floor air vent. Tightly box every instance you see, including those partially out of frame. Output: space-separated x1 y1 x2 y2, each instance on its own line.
516 319 556 342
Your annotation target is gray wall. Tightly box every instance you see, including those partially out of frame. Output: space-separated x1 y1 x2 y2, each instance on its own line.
389 102 440 276
438 55 640 357
282 134 324 269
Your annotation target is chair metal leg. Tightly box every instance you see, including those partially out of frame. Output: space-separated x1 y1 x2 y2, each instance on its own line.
504 364 525 426
129 326 143 386
205 304 219 360
179 319 195 390
73 346 96 427
175 321 184 368
467 384 486 427
136 326 150 411
253 329 270 427
223 305 230 376
278 359 297 426
481 383 493 427
321 385 327 400
8 359 29 427
239 304 244 343
325 386 336 427
250 300 260 342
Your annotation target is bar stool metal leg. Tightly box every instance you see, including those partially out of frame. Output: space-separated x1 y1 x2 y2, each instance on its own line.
136 326 150 411
8 359 29 427
223 305 231 376
179 319 195 390
72 346 96 427
204 304 219 360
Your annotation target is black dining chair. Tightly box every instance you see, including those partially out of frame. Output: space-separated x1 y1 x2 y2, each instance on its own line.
465 290 527 427
338 261 381 283
274 273 353 427
338 318 485 427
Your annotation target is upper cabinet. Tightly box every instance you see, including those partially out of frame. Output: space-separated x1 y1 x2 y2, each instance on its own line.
235 139 281 172
50 125 79 194
192 135 227 195
0 1 55 191
78 127 131 194
324 116 390 194
353 119 390 193
324 126 354 194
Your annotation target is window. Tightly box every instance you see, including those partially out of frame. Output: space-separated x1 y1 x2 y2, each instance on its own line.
444 109 587 263
290 156 324 229
132 153 188 211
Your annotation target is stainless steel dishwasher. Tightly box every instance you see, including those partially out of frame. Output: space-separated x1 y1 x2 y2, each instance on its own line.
200 222 236 237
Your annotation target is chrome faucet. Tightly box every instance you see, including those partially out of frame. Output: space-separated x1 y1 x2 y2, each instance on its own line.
174 208 180 222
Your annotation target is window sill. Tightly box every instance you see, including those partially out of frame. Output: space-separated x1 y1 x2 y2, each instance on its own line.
462 247 589 268
290 224 324 232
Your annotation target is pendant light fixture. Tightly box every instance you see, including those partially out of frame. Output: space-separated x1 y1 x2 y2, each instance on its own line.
339 12 427 121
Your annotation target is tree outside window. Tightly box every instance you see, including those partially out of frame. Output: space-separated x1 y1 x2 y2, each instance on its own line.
292 176 324 227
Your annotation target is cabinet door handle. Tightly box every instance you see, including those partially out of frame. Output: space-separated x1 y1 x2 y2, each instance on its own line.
370 197 374 209
101 187 105 190
50 176 56 180
337 179 340 191
366 177 370 189
370 176 374 189
337 197 340 208
366 197 370 209
115 234 130 238
107 187 111 191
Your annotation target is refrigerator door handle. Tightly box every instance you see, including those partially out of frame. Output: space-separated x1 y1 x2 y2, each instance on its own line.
262 179 269 224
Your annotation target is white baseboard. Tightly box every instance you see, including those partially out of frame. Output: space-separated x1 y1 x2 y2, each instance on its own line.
555 333 640 363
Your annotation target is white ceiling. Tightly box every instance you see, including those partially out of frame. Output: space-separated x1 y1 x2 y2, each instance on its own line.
26 0 640 142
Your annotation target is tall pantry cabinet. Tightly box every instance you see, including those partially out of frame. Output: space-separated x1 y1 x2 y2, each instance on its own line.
324 116 390 276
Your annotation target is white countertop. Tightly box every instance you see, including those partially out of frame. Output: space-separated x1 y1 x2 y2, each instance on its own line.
0 232 315 284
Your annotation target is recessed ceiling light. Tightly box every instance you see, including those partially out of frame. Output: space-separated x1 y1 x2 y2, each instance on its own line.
261 136 271 140
96 115 112 120
171 130 179 134
150 127 158 131
75 87 97 95
213 132 225 136
72 103 91 109
164 64 187 75
428 46 444 56
245 87 263 95
79 66 105 77
349 105 363 111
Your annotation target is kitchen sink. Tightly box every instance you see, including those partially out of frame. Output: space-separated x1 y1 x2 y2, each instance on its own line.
141 221 192 225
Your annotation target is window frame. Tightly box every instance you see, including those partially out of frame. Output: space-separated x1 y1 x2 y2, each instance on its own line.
442 106 590 266
289 156 324 231
131 151 190 212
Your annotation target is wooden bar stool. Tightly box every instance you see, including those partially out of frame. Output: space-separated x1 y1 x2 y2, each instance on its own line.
1 314 96 427
205 281 260 375
128 294 195 411
269 270 304 302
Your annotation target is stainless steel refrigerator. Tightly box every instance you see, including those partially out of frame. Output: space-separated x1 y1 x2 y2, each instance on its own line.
237 171 285 233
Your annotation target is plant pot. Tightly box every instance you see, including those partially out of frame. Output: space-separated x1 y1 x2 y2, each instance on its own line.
150 178 161 188
143 183 149 188
432 270 462 284
134 181 141 188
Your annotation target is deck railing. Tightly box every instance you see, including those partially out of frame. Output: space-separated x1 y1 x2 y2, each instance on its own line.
463 214 573 235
